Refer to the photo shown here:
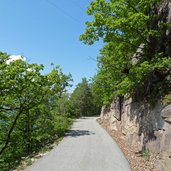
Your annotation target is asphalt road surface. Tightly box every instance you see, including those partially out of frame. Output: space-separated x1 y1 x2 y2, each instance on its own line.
25 117 131 171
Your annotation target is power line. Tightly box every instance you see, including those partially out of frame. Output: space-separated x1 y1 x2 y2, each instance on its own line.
70 0 86 12
45 0 82 25
88 56 97 62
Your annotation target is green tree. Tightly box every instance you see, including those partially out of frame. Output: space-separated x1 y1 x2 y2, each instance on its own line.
71 78 100 117
80 0 171 104
54 93 75 118
0 52 72 170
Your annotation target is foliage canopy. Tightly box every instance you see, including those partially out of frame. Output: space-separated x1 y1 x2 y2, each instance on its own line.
71 78 101 117
0 52 72 170
80 0 171 105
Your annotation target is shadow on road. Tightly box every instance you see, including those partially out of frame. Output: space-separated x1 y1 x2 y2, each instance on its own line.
66 129 95 137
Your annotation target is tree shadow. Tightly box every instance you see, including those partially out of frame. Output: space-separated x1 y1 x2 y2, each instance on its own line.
66 129 95 137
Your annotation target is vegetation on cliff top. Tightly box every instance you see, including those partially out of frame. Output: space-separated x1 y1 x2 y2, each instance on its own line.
80 0 171 105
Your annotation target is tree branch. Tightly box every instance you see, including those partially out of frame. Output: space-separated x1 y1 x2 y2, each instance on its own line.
125 0 139 13
0 109 23 155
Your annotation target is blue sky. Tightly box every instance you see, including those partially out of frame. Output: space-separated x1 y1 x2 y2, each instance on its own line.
0 0 102 90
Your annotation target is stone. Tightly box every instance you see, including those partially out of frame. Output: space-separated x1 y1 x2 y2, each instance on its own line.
108 97 122 121
127 133 141 146
100 97 171 171
162 121 171 131
100 96 164 150
155 152 171 171
109 115 118 131
146 131 162 153
161 104 171 123
160 132 171 152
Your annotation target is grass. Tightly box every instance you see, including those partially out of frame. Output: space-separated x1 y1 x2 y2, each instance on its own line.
143 149 150 161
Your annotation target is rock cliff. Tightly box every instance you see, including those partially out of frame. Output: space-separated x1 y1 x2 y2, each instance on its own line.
100 98 171 170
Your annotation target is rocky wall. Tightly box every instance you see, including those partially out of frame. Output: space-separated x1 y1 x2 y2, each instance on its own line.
100 97 171 170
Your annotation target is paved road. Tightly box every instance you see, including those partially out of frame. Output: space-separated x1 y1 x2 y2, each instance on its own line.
25 117 131 171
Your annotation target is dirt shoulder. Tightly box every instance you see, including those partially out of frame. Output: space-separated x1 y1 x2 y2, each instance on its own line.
97 118 159 171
